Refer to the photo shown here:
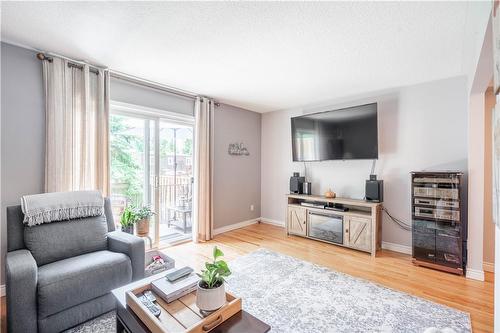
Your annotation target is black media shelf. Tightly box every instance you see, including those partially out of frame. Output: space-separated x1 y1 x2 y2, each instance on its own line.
411 171 467 275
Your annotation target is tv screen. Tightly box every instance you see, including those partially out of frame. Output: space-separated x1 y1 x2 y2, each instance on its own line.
291 103 378 161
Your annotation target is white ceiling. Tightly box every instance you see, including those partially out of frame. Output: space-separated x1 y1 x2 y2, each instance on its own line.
0 1 492 113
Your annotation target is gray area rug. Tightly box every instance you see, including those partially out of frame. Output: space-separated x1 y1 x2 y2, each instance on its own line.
65 248 471 333
63 311 115 333
225 248 471 333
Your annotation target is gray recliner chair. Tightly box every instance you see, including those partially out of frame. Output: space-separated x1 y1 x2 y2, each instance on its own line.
5 198 145 333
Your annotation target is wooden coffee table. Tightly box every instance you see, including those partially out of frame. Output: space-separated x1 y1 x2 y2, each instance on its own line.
112 270 270 333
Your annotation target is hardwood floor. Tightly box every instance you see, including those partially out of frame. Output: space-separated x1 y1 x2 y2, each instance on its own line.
162 223 494 333
1 294 5 333
0 223 493 332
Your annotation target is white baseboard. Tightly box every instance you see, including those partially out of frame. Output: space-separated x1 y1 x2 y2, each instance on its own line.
381 241 412 255
259 217 285 227
213 218 260 236
0 284 5 297
213 220 414 259
466 268 485 281
483 261 495 273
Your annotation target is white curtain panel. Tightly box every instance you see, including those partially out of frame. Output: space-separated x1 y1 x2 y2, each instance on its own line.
42 58 110 195
193 97 214 242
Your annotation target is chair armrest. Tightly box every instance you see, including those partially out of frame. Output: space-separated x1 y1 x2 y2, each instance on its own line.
6 250 38 333
107 231 145 281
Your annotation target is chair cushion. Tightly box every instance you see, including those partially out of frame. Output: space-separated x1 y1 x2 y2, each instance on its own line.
37 250 132 318
37 293 116 333
24 215 108 265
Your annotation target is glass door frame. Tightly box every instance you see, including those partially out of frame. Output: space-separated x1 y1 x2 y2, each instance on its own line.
110 101 195 248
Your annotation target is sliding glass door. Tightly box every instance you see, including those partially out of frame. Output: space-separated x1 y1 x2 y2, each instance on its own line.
157 122 194 243
109 106 194 247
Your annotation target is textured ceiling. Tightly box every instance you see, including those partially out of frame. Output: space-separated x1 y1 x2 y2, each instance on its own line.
0 1 492 112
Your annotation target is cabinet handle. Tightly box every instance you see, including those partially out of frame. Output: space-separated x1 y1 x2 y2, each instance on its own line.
345 229 349 233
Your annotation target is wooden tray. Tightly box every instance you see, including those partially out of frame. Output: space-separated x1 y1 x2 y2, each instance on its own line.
126 282 242 333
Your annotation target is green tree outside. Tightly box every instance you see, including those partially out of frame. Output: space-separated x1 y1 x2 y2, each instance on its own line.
110 115 144 204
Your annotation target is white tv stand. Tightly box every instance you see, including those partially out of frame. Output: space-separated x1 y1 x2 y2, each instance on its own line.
286 194 382 257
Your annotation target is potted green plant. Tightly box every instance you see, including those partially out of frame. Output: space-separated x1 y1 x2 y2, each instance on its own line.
134 206 154 237
120 207 136 234
196 246 231 311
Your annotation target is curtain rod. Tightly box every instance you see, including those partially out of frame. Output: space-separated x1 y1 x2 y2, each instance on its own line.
36 52 221 105
37 52 101 75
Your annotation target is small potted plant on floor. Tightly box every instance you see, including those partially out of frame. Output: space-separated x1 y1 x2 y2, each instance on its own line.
135 206 154 237
120 207 136 234
196 246 231 312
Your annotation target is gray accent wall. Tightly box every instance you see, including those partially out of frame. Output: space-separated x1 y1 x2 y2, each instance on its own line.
213 104 261 230
1 43 46 284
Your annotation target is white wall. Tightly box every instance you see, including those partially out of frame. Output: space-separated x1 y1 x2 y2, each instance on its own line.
467 16 494 281
261 76 468 248
463 1 493 93
468 92 486 280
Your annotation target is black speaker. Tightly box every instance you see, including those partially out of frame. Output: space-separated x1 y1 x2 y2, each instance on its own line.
290 172 305 194
366 176 383 202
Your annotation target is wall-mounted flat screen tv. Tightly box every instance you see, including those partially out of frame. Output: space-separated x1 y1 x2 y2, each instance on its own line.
291 103 378 161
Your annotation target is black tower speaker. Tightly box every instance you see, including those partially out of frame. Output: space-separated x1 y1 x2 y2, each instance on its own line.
290 172 305 194
366 175 383 202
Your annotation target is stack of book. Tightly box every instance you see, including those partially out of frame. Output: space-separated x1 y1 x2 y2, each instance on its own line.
151 272 199 303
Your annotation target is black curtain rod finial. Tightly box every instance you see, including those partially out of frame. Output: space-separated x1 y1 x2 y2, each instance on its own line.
206 100 220 107
36 53 53 62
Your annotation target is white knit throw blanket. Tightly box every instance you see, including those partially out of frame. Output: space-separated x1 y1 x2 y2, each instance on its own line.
21 190 104 227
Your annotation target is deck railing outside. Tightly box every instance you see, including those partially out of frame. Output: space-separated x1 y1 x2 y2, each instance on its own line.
111 175 193 226
157 176 193 224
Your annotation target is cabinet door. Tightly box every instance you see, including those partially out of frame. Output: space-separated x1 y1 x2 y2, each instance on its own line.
287 206 307 236
346 216 372 252
412 220 436 263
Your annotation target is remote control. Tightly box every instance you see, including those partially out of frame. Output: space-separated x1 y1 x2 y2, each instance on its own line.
165 266 194 282
143 290 156 303
138 294 161 317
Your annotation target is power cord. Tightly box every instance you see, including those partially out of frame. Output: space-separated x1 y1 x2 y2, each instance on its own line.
366 160 411 231
381 206 412 231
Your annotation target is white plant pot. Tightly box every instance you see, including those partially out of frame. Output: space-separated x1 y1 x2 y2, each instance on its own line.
196 282 226 312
